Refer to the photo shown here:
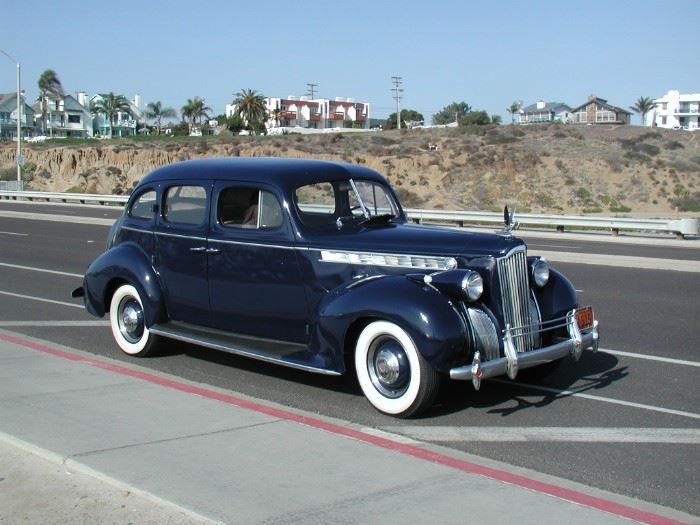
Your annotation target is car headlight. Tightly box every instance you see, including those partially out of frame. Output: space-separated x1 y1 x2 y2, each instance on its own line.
531 258 550 287
461 271 483 301
422 269 485 302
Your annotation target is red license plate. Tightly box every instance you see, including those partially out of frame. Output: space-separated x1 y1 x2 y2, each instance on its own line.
575 306 594 330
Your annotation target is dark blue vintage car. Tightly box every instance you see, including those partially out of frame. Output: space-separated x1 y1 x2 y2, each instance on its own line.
74 157 598 417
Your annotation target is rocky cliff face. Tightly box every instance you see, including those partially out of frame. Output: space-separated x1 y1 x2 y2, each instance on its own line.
1 125 698 215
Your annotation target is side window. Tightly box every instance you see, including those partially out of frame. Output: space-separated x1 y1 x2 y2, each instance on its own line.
218 187 283 229
294 182 336 227
129 189 156 219
163 185 207 225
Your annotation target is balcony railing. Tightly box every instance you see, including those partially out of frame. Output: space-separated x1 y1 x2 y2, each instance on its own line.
675 107 700 114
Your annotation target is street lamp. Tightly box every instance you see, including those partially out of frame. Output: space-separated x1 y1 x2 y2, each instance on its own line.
0 49 22 189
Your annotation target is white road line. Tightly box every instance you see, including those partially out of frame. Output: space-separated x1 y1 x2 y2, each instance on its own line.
600 347 700 368
0 231 28 236
381 426 700 444
0 321 108 327
535 250 700 273
0 262 83 278
490 379 700 420
0 290 84 309
0 210 115 226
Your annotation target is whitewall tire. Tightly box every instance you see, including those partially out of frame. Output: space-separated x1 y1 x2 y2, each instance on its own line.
355 320 440 418
109 284 158 357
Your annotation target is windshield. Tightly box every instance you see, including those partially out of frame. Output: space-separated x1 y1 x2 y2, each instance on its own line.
295 179 400 229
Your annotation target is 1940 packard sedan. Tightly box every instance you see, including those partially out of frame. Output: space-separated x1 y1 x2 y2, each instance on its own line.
74 157 599 417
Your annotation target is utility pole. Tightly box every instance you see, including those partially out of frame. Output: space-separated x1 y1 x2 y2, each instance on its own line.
391 76 403 129
306 83 318 99
0 49 22 188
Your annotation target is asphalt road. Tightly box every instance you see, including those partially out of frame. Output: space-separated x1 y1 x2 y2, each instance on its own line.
0 203 698 517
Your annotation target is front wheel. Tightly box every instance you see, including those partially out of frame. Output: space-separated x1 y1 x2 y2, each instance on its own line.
109 284 159 357
355 321 440 418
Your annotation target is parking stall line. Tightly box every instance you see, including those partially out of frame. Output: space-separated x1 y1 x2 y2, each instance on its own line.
490 379 700 420
0 262 83 278
380 426 700 444
600 348 700 368
0 290 84 309
0 321 108 327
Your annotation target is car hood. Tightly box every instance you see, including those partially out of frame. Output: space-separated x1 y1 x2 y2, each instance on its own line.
302 222 524 259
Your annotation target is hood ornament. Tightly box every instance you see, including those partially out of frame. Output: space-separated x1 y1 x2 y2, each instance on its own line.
498 205 519 237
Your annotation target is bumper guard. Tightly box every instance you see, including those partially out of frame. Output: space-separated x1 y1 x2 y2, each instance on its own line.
450 310 599 390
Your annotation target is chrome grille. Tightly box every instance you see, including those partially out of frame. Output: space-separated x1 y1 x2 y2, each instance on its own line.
497 247 535 352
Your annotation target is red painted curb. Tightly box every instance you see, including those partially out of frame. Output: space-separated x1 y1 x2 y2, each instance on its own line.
0 332 688 525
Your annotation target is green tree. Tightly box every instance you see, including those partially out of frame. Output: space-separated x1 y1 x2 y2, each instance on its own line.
37 69 64 135
459 110 491 126
385 109 424 130
145 101 177 135
181 97 212 132
630 96 656 126
231 89 268 135
491 114 503 125
91 92 132 138
432 102 472 125
506 100 523 125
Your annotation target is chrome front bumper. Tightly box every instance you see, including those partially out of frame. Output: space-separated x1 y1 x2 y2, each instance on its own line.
450 311 599 390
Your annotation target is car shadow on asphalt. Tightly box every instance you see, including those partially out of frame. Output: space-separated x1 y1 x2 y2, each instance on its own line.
427 351 624 418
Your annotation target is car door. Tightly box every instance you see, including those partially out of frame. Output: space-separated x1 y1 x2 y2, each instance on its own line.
154 181 211 326
207 182 309 343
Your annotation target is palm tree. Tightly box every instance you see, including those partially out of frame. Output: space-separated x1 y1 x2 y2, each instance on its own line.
37 69 64 135
506 100 522 125
630 96 656 127
181 97 211 132
91 92 132 138
145 101 177 135
231 89 267 135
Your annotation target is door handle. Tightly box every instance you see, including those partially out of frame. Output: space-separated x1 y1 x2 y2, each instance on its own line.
206 248 221 254
189 246 206 252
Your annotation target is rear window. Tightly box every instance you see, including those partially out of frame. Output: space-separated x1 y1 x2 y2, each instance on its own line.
163 185 207 225
218 187 283 229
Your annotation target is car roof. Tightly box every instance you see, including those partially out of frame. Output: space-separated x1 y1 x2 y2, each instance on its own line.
138 157 387 192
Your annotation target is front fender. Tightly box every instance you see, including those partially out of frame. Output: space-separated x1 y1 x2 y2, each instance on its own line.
534 267 578 320
309 275 468 374
82 243 164 326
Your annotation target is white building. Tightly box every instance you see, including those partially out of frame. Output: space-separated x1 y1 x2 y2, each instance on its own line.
650 90 700 130
226 95 370 131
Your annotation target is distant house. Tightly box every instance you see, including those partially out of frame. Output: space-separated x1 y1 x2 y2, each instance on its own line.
0 92 36 139
32 93 93 138
519 101 571 124
650 90 700 130
90 93 145 137
227 95 370 131
570 95 631 125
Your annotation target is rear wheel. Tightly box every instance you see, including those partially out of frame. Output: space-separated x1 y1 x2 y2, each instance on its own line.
355 321 440 418
109 284 159 357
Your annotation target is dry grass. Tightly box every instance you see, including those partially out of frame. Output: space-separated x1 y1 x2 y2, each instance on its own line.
1 124 698 215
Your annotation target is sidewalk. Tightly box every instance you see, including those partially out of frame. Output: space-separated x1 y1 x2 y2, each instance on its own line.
0 330 693 525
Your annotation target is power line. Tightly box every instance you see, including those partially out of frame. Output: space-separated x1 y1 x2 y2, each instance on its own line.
391 76 403 129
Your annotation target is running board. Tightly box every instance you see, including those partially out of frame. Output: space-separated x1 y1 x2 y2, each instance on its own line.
149 322 342 376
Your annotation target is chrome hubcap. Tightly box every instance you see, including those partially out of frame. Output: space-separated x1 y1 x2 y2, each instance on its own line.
367 337 409 399
119 298 144 343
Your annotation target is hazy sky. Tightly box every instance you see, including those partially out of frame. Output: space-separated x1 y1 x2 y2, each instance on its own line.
2 0 698 123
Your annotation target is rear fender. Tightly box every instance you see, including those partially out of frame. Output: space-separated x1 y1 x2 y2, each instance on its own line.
82 243 164 326
310 275 468 374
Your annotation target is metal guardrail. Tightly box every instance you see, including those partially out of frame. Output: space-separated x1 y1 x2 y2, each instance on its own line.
1 190 698 238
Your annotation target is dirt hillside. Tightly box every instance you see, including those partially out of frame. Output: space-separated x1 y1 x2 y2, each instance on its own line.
1 125 698 216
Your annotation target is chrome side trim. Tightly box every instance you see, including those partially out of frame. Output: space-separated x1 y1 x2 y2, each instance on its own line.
319 249 457 271
150 322 341 376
